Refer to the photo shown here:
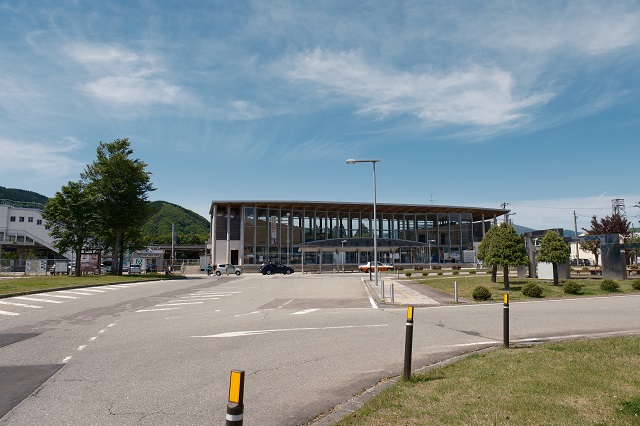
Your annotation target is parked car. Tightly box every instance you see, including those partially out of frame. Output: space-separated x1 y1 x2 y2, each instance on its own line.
260 263 294 275
358 261 394 273
570 259 591 266
215 264 242 276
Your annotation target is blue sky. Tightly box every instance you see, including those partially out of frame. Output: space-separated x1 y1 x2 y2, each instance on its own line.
1 0 639 232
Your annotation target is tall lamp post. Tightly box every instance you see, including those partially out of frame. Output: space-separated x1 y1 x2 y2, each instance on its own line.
286 213 290 265
346 159 380 287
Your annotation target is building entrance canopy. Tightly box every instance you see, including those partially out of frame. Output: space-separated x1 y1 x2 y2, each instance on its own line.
295 237 430 253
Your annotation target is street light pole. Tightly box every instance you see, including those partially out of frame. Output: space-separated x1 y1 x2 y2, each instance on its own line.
286 213 290 265
347 159 380 287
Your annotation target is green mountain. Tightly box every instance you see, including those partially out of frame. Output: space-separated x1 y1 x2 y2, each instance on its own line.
0 186 49 205
141 201 210 244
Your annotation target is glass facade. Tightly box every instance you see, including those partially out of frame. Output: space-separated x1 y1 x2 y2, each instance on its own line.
211 202 504 265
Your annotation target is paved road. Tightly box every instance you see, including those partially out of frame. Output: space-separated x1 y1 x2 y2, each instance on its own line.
1 274 639 425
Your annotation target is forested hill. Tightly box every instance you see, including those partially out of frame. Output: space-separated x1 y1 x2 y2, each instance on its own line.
141 201 210 244
0 186 49 205
1 186 209 244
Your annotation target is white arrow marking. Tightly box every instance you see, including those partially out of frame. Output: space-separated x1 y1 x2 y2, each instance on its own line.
290 308 320 315
192 324 389 338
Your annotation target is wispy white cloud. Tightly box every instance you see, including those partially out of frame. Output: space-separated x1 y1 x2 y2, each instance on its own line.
65 43 190 107
0 137 84 179
283 49 554 129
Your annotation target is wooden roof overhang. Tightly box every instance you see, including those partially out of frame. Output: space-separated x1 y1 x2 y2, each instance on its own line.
210 200 508 223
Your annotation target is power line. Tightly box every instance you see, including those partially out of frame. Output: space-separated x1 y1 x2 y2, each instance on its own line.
508 203 611 210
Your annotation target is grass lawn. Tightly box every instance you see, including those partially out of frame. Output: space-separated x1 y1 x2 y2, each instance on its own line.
0 274 184 296
335 336 640 425
403 274 640 302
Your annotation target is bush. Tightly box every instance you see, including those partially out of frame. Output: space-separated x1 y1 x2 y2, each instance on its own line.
484 269 493 274
452 270 460 275
600 279 620 292
522 282 543 298
469 270 476 274
630 264 638 270
437 271 443 276
563 281 582 295
405 271 412 277
472 286 492 301
631 279 640 291
421 271 429 277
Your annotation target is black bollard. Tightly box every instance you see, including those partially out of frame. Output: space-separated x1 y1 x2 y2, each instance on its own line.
403 306 414 380
503 294 509 348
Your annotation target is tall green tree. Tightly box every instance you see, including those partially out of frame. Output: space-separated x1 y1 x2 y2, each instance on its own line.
537 230 570 286
82 138 155 275
580 213 631 266
477 225 499 283
485 222 529 290
42 181 97 276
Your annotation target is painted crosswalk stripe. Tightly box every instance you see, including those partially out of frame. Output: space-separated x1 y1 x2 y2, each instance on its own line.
156 302 204 306
15 296 63 304
79 289 106 293
0 310 20 316
47 294 79 299
0 300 42 309
57 291 94 296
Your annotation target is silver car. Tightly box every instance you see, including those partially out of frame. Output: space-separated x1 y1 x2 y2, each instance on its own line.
215 264 242 276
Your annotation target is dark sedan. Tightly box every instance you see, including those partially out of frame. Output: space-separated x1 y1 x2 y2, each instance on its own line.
260 263 294 275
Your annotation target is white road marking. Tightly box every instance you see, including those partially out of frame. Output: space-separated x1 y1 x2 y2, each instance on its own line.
89 337 97 341
46 294 79 299
62 356 72 363
98 329 106 334
15 296 63 304
290 308 320 315
193 324 389 338
0 300 42 309
107 323 116 327
78 345 87 351
79 289 106 293
178 296 222 299
278 299 294 309
0 310 20 316
234 311 262 318
169 298 219 302
156 302 204 306
136 307 181 313
57 291 94 296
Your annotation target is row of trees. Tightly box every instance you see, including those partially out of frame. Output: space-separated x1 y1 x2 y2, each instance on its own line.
42 139 155 276
477 211 635 288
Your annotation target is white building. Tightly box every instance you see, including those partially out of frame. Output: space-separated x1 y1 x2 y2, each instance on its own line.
0 199 70 262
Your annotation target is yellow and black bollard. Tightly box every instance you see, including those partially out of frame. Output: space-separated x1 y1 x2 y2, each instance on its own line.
226 370 245 425
403 306 414 380
503 294 509 348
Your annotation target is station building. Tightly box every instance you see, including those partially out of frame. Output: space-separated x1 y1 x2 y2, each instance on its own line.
209 200 509 267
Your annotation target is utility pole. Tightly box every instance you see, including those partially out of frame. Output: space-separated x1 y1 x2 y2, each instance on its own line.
573 211 580 266
501 202 509 223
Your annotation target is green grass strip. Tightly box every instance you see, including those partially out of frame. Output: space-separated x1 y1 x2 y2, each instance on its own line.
335 336 640 425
